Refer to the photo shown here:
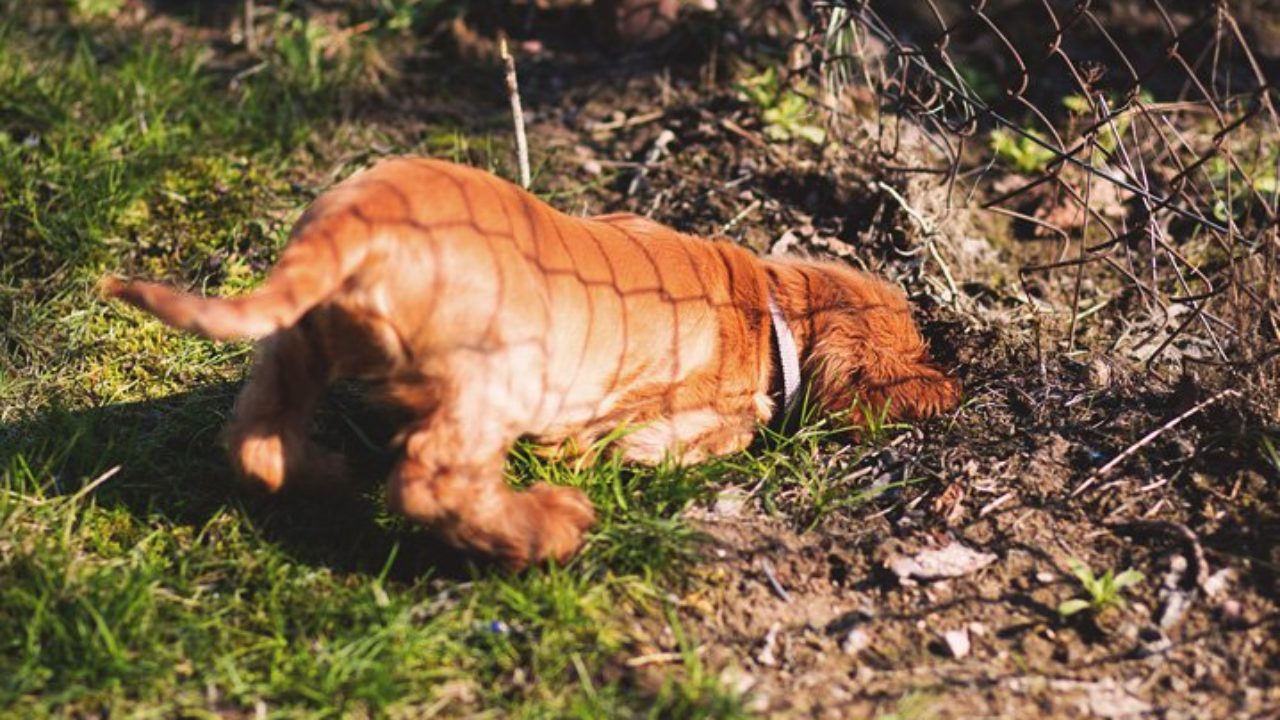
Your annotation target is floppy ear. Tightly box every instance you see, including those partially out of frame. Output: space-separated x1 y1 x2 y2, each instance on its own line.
797 266 961 424
809 342 961 424
863 360 962 421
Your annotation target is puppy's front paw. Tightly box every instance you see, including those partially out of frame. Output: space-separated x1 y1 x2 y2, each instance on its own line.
507 483 596 570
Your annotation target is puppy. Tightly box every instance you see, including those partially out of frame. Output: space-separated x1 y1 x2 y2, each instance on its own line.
106 157 959 569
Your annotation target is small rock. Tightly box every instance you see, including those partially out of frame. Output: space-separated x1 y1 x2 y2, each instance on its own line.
1204 567 1233 599
1035 571 1057 584
771 229 802 256
887 541 998 582
1220 599 1244 625
968 621 987 637
711 488 748 518
756 623 781 667
1158 591 1190 630
718 665 756 696
842 628 870 656
582 159 602 176
943 628 971 659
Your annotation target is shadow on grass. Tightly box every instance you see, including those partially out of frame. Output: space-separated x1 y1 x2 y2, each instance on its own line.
0 384 478 581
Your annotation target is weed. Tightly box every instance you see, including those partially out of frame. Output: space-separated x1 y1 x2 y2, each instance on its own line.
877 690 938 720
1259 433 1280 478
854 396 910 446
989 127 1056 174
738 66 826 145
1057 559 1144 619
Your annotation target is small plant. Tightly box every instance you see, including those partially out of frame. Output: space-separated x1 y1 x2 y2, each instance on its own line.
1259 433 1280 478
737 67 827 145
1057 559 1144 618
69 0 125 20
855 396 910 446
1061 92 1146 156
989 127 1056 174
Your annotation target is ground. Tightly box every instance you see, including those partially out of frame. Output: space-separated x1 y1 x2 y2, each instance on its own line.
1 2 1277 718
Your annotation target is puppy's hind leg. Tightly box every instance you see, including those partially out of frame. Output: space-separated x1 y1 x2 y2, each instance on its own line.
226 325 344 493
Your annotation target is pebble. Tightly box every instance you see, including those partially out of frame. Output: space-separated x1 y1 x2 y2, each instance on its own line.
943 628 971 659
842 628 870 656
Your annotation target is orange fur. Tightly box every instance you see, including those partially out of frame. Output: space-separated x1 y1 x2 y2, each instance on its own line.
105 157 959 570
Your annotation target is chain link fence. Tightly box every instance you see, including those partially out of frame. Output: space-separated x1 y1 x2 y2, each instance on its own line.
811 0 1279 374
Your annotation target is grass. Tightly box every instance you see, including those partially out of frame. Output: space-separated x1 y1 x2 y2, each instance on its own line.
0 6 905 716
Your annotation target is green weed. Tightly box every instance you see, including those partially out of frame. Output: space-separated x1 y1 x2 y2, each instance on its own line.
737 66 827 145
989 127 1057 174
1057 559 1144 619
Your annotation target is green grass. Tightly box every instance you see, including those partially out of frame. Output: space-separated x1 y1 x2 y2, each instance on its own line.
0 5 896 716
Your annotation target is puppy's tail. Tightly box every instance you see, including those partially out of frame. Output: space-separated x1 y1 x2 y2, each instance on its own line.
103 210 369 341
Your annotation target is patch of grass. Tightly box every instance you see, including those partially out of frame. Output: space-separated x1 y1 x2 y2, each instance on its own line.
1 401 757 716
1259 432 1280 478
0 6 748 715
876 690 938 720
725 399 910 531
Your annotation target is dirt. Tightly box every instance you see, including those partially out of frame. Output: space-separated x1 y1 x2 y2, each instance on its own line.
473 17 1280 716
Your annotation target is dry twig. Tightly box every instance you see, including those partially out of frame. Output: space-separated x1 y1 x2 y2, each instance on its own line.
243 0 256 53
759 558 792 603
1072 388 1240 497
499 37 530 189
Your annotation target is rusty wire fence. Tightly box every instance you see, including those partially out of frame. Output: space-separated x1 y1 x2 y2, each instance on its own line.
810 0 1279 374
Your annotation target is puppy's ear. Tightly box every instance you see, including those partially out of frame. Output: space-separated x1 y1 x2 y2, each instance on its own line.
871 362 961 421
811 337 961 422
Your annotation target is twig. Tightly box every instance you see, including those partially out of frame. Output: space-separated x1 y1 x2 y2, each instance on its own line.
697 109 783 162
68 465 122 504
978 492 1014 517
243 0 256 53
876 181 960 303
625 646 705 668
499 37 530 189
759 558 792 603
626 129 675 197
720 199 762 235
587 109 667 135
1105 519 1209 593
1072 388 1240 497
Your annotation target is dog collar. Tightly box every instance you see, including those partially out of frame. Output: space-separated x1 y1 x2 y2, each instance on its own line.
768 292 802 422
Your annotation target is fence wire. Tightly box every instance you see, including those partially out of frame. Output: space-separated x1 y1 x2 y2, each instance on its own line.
812 0 1279 371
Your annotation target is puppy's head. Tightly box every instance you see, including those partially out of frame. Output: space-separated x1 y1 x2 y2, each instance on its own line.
770 260 961 424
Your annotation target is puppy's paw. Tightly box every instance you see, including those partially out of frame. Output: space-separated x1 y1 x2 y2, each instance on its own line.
230 431 286 493
507 483 596 570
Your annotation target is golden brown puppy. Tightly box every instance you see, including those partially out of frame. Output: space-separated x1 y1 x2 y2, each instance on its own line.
105 157 959 569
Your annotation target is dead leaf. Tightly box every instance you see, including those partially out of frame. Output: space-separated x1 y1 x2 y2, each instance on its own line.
931 481 966 525
887 541 997 582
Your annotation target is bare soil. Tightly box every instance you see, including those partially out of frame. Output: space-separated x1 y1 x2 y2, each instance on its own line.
484 19 1280 718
